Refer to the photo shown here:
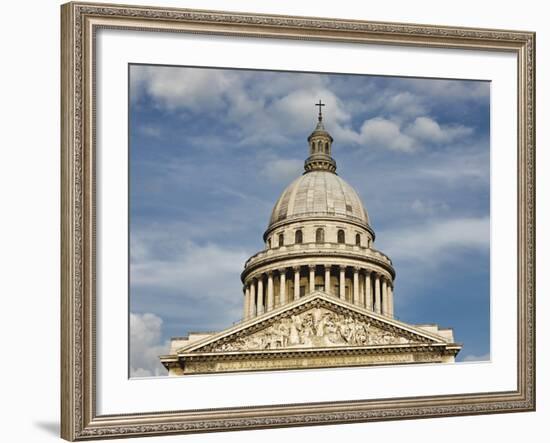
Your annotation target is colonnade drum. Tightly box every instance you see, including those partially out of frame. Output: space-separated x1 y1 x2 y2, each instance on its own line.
243 265 394 319
240 104 396 322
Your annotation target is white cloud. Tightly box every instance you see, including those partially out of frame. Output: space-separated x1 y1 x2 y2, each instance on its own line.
379 216 489 264
131 65 234 112
236 87 353 147
131 240 248 302
130 312 169 377
132 65 357 148
354 116 475 153
359 117 416 152
271 89 351 134
382 91 428 118
131 65 479 155
405 117 473 144
261 158 303 184
130 221 250 329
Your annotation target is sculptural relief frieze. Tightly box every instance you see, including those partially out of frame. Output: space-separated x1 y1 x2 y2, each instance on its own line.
207 307 411 352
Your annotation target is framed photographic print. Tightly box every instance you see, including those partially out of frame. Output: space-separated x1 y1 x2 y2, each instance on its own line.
61 1 536 440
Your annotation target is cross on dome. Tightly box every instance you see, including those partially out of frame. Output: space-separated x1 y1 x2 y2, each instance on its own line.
315 99 325 121
305 100 336 174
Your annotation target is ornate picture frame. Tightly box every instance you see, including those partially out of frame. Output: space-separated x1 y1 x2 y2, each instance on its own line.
61 1 535 440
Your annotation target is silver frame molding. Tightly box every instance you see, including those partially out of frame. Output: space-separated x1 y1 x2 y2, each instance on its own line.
61 2 536 440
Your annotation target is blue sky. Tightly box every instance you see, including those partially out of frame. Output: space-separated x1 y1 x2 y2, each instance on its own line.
129 64 490 376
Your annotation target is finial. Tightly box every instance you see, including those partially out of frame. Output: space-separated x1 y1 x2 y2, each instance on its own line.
315 99 325 122
305 100 336 174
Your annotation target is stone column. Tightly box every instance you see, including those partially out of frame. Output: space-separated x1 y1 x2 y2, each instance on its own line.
249 281 256 318
324 265 331 295
257 276 264 315
309 265 315 294
353 267 360 305
293 266 300 300
243 286 250 319
279 270 287 306
267 272 274 312
388 284 394 317
365 271 372 310
339 266 346 300
374 273 381 314
381 277 388 316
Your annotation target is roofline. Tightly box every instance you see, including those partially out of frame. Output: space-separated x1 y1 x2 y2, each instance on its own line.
175 291 449 354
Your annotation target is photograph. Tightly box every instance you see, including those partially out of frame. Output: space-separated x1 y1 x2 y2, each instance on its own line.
128 65 490 377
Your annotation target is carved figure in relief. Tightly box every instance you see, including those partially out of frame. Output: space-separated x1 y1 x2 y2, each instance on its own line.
289 315 301 345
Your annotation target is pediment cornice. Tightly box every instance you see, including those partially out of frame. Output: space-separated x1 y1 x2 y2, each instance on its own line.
177 292 450 355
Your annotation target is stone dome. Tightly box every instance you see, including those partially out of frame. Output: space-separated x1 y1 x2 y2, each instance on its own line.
268 170 370 229
240 103 394 324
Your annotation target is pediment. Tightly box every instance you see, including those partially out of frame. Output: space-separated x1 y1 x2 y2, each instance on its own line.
178 292 448 354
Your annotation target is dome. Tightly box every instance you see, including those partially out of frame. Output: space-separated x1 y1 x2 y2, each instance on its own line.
268 170 370 229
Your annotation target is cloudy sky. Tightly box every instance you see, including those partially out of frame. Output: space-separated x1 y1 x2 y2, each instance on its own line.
129 64 490 376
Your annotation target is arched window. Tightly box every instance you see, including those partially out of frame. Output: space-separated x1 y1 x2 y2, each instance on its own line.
355 233 361 246
325 142 329 153
295 229 303 244
315 228 325 243
278 233 284 247
318 141 322 150
337 229 345 244
267 238 271 248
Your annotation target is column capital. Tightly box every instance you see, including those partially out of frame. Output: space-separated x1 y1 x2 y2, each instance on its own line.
292 265 301 272
339 264 347 271
324 263 332 269
266 270 273 277
278 267 287 275
308 264 316 270
353 266 360 272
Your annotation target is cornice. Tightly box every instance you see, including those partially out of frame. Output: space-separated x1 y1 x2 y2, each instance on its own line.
241 248 395 282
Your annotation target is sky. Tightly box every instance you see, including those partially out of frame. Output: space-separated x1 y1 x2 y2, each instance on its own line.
129 64 490 377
